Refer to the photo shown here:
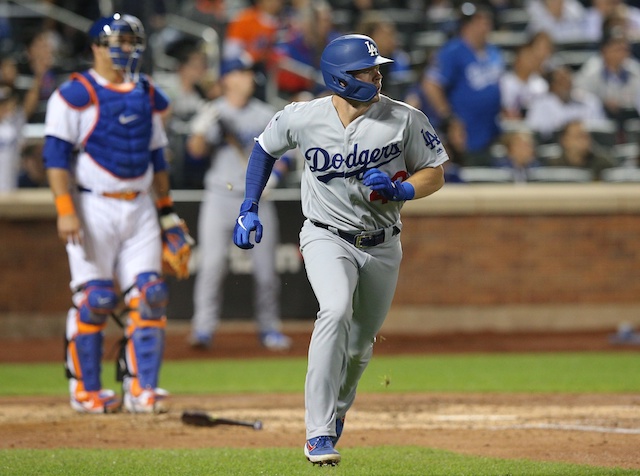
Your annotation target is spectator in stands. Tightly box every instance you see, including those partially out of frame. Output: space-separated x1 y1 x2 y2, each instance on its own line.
0 54 17 85
15 29 61 123
529 31 557 74
0 83 25 193
493 129 542 183
274 0 339 98
439 115 467 183
17 141 47 188
163 37 215 189
425 0 459 36
355 10 413 98
343 0 397 31
526 65 607 141
424 2 504 166
584 0 619 41
548 120 616 179
574 26 640 139
180 0 227 39
526 0 590 43
223 0 285 101
584 0 640 42
403 75 441 129
500 39 550 119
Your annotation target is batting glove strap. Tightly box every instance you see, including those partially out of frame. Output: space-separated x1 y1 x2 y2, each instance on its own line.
392 180 415 201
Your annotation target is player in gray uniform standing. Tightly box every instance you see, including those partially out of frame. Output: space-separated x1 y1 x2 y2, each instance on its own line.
188 55 292 350
233 34 448 465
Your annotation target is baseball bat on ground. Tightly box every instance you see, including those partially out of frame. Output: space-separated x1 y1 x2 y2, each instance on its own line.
181 410 263 430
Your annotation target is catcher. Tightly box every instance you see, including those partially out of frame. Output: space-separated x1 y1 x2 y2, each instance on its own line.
43 13 193 414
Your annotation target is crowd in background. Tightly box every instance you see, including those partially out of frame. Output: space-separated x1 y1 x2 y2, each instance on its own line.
1 0 640 192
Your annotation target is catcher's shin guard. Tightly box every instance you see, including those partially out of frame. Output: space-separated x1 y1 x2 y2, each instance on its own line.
121 272 168 404
65 281 118 402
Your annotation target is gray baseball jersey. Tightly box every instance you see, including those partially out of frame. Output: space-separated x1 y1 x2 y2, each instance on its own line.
202 97 277 193
257 94 448 440
259 95 448 229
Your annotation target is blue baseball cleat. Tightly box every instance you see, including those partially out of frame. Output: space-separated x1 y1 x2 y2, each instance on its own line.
259 330 292 351
304 436 341 465
331 416 345 446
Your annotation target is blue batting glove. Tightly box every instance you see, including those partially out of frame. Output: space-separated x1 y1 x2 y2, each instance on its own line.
233 199 263 249
363 168 415 201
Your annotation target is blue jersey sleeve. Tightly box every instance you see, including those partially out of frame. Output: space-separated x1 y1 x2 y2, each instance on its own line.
151 148 168 172
43 135 74 169
151 81 170 112
246 141 277 204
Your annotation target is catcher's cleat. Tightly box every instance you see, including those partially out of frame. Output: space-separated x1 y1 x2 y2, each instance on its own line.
259 330 292 351
70 389 120 414
304 436 341 466
123 378 169 414
331 416 345 447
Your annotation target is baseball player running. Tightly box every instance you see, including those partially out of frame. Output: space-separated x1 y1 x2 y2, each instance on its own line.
233 34 448 465
43 13 193 414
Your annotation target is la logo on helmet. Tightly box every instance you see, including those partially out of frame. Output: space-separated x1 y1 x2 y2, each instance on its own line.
365 41 378 57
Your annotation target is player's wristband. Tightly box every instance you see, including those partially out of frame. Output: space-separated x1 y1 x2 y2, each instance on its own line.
155 196 175 216
395 181 415 201
55 193 75 216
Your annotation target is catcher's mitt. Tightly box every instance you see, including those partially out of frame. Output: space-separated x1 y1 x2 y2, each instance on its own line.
160 213 195 279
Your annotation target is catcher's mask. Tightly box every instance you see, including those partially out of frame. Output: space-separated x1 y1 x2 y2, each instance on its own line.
320 34 393 102
89 13 145 81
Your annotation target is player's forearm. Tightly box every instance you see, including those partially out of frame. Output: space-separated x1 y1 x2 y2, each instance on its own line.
47 167 78 228
186 134 209 159
422 81 452 119
407 166 445 199
152 170 171 201
47 167 72 198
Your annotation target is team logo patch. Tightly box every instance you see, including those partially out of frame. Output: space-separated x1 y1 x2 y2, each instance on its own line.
421 128 441 150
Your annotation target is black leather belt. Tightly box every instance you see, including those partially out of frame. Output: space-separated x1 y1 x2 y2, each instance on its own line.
311 221 400 248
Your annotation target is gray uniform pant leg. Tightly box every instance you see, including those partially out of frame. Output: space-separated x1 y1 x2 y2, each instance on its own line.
251 199 282 333
192 191 281 336
336 237 402 419
300 220 402 439
191 190 237 336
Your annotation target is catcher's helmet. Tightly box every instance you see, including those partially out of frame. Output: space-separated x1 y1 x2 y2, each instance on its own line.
320 34 393 102
89 13 145 80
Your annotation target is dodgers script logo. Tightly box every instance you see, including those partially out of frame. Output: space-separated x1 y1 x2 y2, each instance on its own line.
305 142 402 183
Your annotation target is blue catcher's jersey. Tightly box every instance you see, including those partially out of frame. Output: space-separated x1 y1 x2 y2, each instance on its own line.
67 72 160 178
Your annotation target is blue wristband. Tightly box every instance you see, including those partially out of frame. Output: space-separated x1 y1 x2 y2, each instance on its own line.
397 181 415 200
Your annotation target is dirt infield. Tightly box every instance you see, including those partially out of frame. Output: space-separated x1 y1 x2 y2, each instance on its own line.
2 329 640 470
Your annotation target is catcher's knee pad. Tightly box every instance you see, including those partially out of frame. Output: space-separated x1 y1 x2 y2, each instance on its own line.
121 272 167 393
127 272 168 321
74 280 118 325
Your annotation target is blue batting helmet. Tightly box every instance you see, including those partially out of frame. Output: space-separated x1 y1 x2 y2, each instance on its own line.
88 13 145 80
320 34 393 102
